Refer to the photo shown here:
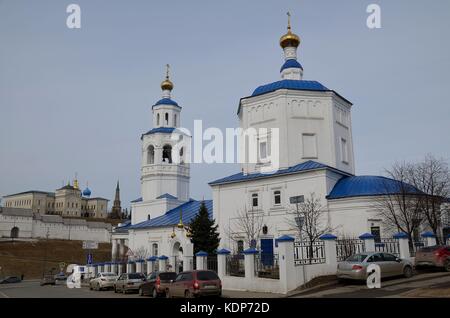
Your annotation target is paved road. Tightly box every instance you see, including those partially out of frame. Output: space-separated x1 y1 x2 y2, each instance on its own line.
0 280 142 298
292 271 450 298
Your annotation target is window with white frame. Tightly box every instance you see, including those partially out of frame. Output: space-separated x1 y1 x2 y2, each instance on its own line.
273 190 281 206
251 193 259 208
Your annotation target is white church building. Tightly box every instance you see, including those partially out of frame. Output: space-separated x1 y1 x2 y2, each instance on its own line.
112 16 428 268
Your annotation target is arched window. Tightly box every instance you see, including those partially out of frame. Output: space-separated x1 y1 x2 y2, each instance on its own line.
147 145 155 164
157 113 160 126
165 113 169 125
179 147 184 164
10 227 19 238
152 243 158 256
162 144 172 163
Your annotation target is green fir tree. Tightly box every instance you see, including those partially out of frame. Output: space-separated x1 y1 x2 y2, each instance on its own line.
189 201 220 255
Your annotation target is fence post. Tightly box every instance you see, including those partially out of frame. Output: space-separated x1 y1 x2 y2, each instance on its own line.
320 234 338 270
195 251 208 270
183 242 194 271
159 255 169 271
243 247 258 285
276 235 295 294
421 231 437 247
135 260 143 273
393 232 410 260
147 256 156 274
359 233 375 252
216 248 230 279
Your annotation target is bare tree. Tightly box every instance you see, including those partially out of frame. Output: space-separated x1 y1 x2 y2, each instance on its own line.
286 193 334 263
372 162 424 250
409 155 450 244
226 206 264 251
130 247 149 260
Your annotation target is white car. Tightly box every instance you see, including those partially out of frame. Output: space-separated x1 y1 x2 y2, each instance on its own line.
89 272 118 291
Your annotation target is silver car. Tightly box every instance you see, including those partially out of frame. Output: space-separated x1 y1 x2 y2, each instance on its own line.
337 252 413 281
89 272 118 291
114 273 146 294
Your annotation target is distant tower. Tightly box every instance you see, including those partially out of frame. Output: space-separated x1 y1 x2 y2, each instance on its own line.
110 180 122 219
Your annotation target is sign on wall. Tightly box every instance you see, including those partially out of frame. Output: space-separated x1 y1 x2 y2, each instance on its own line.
82 241 98 250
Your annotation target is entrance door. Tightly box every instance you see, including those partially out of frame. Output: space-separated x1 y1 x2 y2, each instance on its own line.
260 238 274 266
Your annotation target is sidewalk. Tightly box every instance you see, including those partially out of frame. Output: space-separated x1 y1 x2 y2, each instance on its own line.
222 289 285 298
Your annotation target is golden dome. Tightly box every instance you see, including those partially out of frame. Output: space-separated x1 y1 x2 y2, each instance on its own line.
280 12 300 48
161 64 173 91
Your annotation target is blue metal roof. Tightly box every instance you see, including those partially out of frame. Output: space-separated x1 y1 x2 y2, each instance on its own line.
156 193 178 200
251 80 329 97
141 127 175 139
153 98 180 107
128 199 213 229
327 176 422 200
280 59 303 72
209 160 350 186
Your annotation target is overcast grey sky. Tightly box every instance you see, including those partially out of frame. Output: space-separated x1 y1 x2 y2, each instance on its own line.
1 0 449 208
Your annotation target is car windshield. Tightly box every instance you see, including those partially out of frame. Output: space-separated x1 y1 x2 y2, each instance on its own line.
159 272 177 280
128 273 145 279
101 273 116 277
196 271 219 281
419 246 444 252
345 254 368 262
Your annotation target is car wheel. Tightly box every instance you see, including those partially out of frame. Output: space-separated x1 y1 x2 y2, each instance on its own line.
165 289 171 298
403 266 413 278
139 287 144 296
444 260 450 272
152 288 158 298
123 287 127 294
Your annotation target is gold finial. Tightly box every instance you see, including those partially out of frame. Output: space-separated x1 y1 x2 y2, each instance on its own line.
279 12 300 48
161 64 174 91
73 172 79 190
170 226 176 238
177 208 184 229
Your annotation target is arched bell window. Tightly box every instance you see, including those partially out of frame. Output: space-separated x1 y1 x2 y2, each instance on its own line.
162 144 172 163
147 145 155 164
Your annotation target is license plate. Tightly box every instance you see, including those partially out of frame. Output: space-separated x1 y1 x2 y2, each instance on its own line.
204 285 216 289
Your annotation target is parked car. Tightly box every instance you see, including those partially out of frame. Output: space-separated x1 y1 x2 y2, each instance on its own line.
139 271 177 297
415 245 450 272
89 272 118 291
166 270 222 298
54 272 67 281
114 273 146 294
337 252 413 281
0 276 22 284
40 274 56 286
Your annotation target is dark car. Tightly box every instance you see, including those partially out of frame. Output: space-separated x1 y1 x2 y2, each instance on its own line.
40 274 56 286
166 270 222 298
0 276 22 284
415 245 450 271
139 271 177 297
114 273 146 294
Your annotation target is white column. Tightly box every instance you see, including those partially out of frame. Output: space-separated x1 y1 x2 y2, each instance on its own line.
112 239 118 260
126 262 132 273
195 251 208 270
422 232 437 246
119 240 125 259
394 232 411 260
276 236 296 293
118 263 123 276
243 248 257 282
183 242 194 271
159 256 168 271
320 234 338 269
216 249 230 280
359 233 376 252
136 261 143 273
111 263 117 274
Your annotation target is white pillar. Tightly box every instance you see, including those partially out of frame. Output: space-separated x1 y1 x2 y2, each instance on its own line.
243 248 257 283
118 263 123 276
277 236 296 294
216 249 230 280
183 242 194 271
104 262 111 272
126 262 133 273
112 239 118 260
159 256 168 271
111 263 117 274
119 239 125 259
320 234 338 269
359 233 375 252
136 261 143 273
421 232 437 246
394 232 411 260
195 251 208 270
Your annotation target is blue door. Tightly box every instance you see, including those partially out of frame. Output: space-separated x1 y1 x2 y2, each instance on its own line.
260 239 274 266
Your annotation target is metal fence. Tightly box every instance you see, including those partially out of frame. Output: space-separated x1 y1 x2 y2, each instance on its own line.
226 254 245 277
336 239 365 261
374 238 400 256
294 241 326 265
410 238 425 257
255 254 279 279
207 255 218 273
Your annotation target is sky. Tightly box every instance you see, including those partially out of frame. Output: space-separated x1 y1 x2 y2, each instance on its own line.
1 0 449 209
